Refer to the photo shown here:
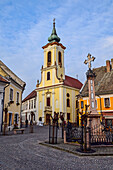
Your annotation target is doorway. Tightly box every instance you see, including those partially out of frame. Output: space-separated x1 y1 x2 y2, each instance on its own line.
46 114 51 124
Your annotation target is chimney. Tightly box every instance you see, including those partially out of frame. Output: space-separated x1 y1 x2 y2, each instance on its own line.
106 60 110 72
111 59 113 70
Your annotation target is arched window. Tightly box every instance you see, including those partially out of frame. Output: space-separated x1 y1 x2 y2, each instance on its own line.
67 98 70 107
47 51 51 67
47 97 50 106
67 93 70 97
58 51 62 63
47 72 50 80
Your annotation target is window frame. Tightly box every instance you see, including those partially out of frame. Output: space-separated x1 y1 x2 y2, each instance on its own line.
58 51 62 63
10 88 13 101
47 72 50 80
47 97 50 106
16 92 19 104
47 51 51 67
67 98 70 107
81 101 84 109
104 97 110 108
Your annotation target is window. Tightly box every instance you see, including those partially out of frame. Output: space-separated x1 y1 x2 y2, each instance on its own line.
58 52 62 63
47 72 50 80
14 114 18 124
67 93 70 97
29 115 30 121
104 98 110 108
81 101 84 109
34 99 36 108
16 92 19 103
106 119 112 127
67 98 70 107
31 100 33 109
47 97 50 106
9 113 12 126
10 88 13 101
47 51 51 67
67 113 70 120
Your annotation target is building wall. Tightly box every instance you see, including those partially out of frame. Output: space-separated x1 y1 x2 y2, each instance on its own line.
0 68 23 130
36 85 79 124
79 94 113 126
4 83 22 129
22 97 36 124
0 83 6 132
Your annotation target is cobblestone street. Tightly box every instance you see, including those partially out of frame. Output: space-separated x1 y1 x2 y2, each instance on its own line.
0 126 113 170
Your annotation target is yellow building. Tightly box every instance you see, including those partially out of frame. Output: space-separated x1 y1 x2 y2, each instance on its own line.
35 20 82 125
0 60 26 131
79 59 113 127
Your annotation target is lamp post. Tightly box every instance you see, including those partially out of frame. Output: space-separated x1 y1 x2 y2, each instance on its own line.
30 112 34 133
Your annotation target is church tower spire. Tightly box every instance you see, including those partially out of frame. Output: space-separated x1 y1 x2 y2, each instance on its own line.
48 19 60 43
42 20 66 81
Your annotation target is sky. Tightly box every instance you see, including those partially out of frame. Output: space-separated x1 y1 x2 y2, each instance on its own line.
0 0 113 98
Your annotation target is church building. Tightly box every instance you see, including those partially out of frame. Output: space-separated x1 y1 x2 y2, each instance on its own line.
35 20 82 124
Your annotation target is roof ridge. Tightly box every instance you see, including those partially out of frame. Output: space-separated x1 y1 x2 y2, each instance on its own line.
0 60 25 87
22 89 36 102
65 75 79 81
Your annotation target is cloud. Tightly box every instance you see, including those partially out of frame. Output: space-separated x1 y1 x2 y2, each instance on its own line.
0 0 113 98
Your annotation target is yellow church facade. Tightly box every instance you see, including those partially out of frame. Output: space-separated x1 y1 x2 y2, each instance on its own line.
36 20 82 125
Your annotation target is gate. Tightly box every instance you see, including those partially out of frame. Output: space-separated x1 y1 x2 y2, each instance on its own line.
66 122 83 144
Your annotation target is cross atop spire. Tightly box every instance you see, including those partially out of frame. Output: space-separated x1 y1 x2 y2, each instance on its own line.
48 19 60 43
53 18 55 23
84 53 95 69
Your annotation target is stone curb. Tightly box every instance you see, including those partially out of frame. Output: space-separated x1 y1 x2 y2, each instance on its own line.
39 142 113 157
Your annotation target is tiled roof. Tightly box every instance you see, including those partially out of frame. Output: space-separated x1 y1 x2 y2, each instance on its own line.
22 90 37 102
81 66 113 97
0 75 9 83
64 75 83 89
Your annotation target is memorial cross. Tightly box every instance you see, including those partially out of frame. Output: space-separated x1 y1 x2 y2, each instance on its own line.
84 53 95 69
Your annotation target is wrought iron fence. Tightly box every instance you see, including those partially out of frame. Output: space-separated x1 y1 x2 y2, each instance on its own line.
91 125 113 145
66 122 83 143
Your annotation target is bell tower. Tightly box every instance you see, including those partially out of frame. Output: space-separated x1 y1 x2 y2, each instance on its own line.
42 19 66 81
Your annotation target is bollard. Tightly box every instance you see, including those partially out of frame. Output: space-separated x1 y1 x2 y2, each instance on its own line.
64 130 67 143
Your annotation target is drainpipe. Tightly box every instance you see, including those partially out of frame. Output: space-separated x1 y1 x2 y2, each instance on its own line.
1 83 10 132
97 95 103 121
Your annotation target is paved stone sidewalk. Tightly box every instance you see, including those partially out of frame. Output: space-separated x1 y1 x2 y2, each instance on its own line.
40 139 113 156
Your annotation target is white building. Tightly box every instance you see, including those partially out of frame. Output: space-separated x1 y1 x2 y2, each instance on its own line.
22 90 37 125
0 75 9 132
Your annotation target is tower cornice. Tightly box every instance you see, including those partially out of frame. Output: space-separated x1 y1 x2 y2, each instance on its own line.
42 42 66 50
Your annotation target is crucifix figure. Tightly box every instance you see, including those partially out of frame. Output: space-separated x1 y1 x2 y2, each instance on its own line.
84 53 95 69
